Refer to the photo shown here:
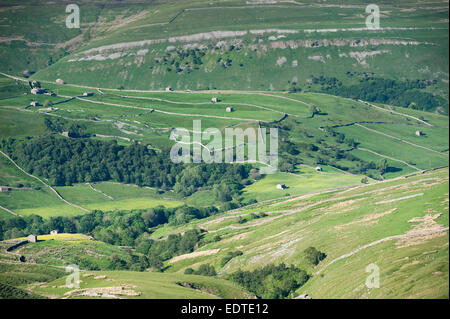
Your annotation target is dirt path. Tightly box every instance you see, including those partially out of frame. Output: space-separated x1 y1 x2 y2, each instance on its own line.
315 227 449 275
0 150 89 212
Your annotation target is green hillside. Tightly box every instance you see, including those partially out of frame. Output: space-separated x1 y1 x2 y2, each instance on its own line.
0 168 447 299
0 0 448 300
0 1 447 113
158 167 450 298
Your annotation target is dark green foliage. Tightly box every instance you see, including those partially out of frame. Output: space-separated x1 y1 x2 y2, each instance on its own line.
220 251 243 267
184 268 194 275
0 283 46 299
229 263 309 299
0 263 64 298
136 229 202 267
191 264 217 276
304 247 326 266
0 206 217 246
312 75 443 112
0 136 251 196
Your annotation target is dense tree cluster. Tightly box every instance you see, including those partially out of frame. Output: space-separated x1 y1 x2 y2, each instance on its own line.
303 247 326 266
0 206 217 243
229 263 309 299
136 229 202 271
184 264 217 276
311 75 444 112
154 47 206 74
0 136 251 198
221 250 243 267
0 209 211 271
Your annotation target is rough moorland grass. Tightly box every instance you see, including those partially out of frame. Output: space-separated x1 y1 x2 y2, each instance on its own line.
33 270 253 299
163 168 448 298
297 236 448 299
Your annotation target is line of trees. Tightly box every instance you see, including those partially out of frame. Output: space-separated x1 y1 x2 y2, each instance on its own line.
0 206 217 243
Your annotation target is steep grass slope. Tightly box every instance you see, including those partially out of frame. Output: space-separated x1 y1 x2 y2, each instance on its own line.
158 168 449 298
0 1 447 112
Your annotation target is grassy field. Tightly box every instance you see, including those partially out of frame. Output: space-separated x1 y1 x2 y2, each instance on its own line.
0 0 448 299
0 184 183 219
26 2 447 105
12 233 91 241
0 182 183 219
298 235 448 298
0 187 84 218
336 125 448 170
0 152 42 188
1 167 448 299
0 108 48 138
241 165 368 202
361 123 449 153
32 270 253 299
0 79 447 217
158 168 449 298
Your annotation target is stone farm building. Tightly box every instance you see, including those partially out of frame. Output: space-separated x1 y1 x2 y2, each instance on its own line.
82 92 94 97
211 97 218 103
27 234 37 242
315 166 322 172
30 88 45 95
0 186 10 192
50 230 59 235
276 184 286 189
416 130 423 136
226 107 233 112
